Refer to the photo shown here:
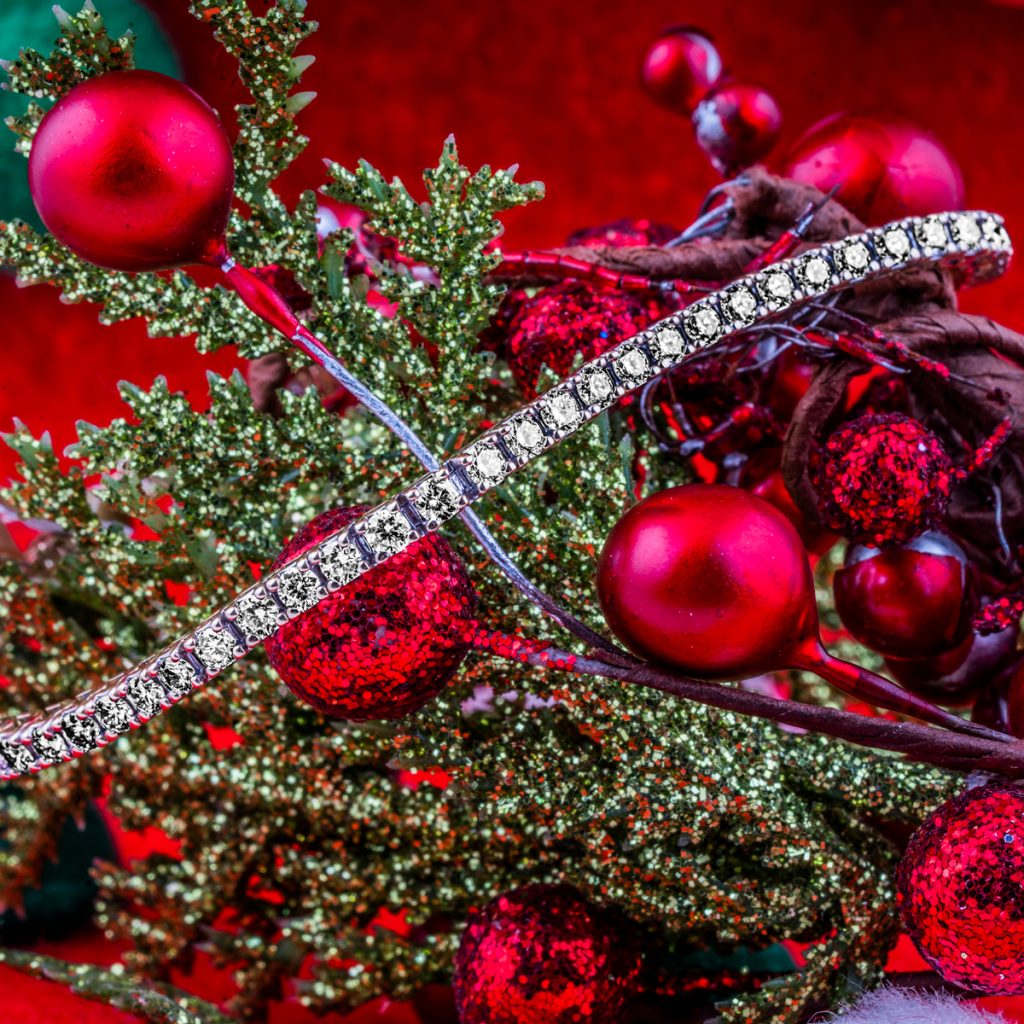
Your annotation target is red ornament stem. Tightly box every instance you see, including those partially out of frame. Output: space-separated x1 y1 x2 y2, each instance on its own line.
468 628 1024 777
787 639 1003 741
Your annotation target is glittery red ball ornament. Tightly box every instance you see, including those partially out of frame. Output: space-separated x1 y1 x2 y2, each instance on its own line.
597 484 817 679
453 884 642 1024
811 413 954 547
640 26 723 116
834 532 971 660
29 69 234 272
782 113 964 226
506 282 667 399
265 507 476 720
898 782 1024 994
692 81 782 175
566 217 679 248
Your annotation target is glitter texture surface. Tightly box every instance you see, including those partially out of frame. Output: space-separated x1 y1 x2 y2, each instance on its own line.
898 782 1024 995
452 883 642 1024
265 506 476 720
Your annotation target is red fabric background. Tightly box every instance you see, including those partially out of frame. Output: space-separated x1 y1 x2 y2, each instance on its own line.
3 0 1024 1019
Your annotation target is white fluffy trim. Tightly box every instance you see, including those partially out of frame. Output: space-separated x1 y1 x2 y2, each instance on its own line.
828 988 1006 1024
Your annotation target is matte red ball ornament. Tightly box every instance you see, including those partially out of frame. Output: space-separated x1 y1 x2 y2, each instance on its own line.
898 783 1024 994
265 507 476 720
640 26 723 116
782 112 964 225
29 69 234 272
834 532 971 660
452 883 642 1024
692 81 782 175
812 413 955 548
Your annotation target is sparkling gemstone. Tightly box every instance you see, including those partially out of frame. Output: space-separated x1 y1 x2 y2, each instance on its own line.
194 627 236 673
653 326 686 358
94 695 134 734
510 416 547 453
62 714 100 752
157 657 197 700
277 566 322 613
880 227 911 259
761 269 794 305
614 347 650 384
916 217 947 249
981 216 1009 248
581 364 610 403
470 444 509 484
412 476 461 525
127 678 162 718
723 287 757 324
32 729 67 764
233 590 279 643
685 304 722 343
545 391 582 429
363 506 414 557
952 214 982 248
835 239 868 272
797 255 831 289
0 741 35 774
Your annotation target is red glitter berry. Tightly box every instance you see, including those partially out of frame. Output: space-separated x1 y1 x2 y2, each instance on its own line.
506 282 668 398
811 413 954 546
898 782 1024 995
265 506 476 720
453 883 642 1024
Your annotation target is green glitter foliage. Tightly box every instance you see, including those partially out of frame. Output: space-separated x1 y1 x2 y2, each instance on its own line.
0 3 960 1022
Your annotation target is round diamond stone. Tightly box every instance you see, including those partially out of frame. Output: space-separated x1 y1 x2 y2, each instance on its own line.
158 657 197 699
94 695 133 734
915 218 947 249
981 216 1009 248
319 539 363 585
952 215 982 248
1 741 35 773
364 508 413 556
724 287 757 324
761 269 794 305
194 627 236 673
547 392 581 428
839 241 870 273
686 304 722 342
33 730 68 764
798 255 830 289
512 417 546 452
615 347 649 383
278 567 322 611
234 591 279 642
654 327 685 358
63 714 101 752
880 227 911 259
472 445 508 482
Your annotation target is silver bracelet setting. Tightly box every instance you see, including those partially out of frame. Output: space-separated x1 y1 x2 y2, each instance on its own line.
0 211 1012 779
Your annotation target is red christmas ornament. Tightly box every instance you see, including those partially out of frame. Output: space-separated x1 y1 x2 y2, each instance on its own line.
566 217 680 248
505 282 667 399
782 113 964 226
265 507 476 720
812 413 955 548
898 782 1024 995
834 532 971 660
640 26 723 116
692 81 782 175
29 70 234 272
452 883 642 1024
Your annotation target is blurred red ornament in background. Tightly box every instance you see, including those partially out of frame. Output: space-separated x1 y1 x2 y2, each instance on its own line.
782 112 964 225
265 506 476 720
898 782 1024 994
29 69 234 271
692 81 782 174
452 883 641 1024
640 26 723 116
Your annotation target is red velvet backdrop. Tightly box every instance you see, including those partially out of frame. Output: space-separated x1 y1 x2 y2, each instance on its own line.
2 0 1024 1020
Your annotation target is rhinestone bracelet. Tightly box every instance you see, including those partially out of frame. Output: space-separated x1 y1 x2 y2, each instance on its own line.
0 211 1012 779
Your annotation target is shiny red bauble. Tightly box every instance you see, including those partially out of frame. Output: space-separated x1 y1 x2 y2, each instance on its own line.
898 783 1024 994
812 414 955 548
833 532 971 659
265 507 476 720
29 69 234 271
597 484 816 679
782 113 964 226
453 884 641 1024
692 81 782 174
640 26 723 116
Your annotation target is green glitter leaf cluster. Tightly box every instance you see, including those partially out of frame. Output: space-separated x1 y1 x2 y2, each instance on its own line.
0 3 959 1022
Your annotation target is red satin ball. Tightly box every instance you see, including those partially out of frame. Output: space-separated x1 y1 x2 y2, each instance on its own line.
640 26 723 116
453 884 642 1024
833 532 971 659
265 507 476 720
692 81 782 175
597 484 816 679
782 113 964 226
898 783 1024 994
29 69 234 272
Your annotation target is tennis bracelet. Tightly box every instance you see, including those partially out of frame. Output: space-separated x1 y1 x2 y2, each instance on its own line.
0 210 1012 779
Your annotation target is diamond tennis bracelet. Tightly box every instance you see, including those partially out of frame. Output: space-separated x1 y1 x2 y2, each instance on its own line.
0 210 1012 779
